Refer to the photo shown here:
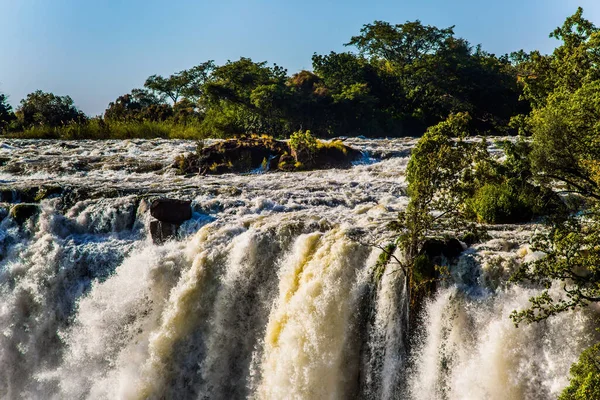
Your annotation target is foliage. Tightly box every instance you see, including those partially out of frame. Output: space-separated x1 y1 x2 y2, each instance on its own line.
528 80 600 200
400 112 485 255
347 20 455 66
104 88 171 122
144 61 215 103
516 7 600 109
289 129 318 165
289 129 318 152
16 90 86 128
559 343 600 400
469 181 531 224
510 212 600 325
0 93 15 133
4 17 527 139
4 119 205 140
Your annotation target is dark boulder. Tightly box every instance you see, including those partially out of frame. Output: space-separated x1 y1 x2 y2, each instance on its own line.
419 238 465 263
9 204 40 224
150 198 192 225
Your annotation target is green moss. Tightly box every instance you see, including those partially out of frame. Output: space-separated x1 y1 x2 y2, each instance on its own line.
372 243 396 284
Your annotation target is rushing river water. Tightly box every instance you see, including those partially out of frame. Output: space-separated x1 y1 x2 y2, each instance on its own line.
0 138 596 399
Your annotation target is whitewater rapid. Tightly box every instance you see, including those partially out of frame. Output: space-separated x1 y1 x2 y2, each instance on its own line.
0 138 596 399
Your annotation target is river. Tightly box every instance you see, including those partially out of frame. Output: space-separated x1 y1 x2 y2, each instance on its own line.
0 138 595 399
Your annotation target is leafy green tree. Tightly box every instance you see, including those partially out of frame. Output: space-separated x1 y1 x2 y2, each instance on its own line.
145 61 215 103
528 80 600 201
506 11 600 395
285 70 332 135
312 51 405 136
511 213 600 325
345 20 523 134
0 93 15 133
385 112 484 284
517 7 600 109
559 343 600 400
347 20 454 66
202 57 290 136
104 88 172 122
16 90 86 128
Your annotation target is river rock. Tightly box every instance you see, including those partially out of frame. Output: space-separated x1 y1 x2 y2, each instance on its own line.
419 238 465 262
150 198 192 225
9 204 40 224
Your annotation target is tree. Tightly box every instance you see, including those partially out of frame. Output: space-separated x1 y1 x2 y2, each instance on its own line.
344 20 523 134
0 93 15 132
559 343 600 400
511 213 600 325
528 80 600 201
16 90 86 128
346 20 454 66
144 61 215 103
506 12 600 395
517 7 600 109
104 88 172 122
202 57 290 136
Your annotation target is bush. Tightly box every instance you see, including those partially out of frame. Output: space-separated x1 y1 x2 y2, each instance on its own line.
469 181 532 224
289 130 318 164
289 129 318 152
3 119 208 140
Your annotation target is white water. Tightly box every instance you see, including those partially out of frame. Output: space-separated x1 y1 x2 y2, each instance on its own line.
0 138 595 399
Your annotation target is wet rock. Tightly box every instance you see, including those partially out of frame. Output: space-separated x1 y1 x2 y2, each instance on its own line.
174 136 361 175
150 198 192 225
419 238 465 263
0 187 38 203
149 220 178 244
35 186 63 201
9 204 40 224
0 188 15 202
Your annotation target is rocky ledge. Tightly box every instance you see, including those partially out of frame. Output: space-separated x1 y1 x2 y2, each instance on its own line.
173 136 362 175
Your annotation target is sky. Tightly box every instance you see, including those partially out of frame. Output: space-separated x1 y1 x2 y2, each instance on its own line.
1 0 600 116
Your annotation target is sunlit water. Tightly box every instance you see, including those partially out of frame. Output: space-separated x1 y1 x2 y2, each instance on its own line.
0 138 595 399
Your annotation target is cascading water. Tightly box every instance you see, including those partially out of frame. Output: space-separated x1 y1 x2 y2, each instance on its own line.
0 138 596 399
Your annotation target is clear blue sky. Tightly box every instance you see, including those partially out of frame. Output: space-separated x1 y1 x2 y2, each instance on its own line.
1 0 599 116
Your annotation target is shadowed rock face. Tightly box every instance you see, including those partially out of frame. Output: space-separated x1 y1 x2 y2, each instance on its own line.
150 198 192 225
149 219 178 244
174 136 362 175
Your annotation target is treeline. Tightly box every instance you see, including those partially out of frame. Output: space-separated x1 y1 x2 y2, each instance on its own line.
0 19 529 139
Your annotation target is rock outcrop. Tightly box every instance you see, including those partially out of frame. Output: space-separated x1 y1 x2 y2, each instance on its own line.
150 198 192 225
148 198 192 244
174 136 362 175
9 204 40 224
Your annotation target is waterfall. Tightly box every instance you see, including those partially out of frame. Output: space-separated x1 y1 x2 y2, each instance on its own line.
0 138 596 399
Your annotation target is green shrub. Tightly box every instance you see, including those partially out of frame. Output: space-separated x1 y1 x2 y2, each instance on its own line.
469 181 532 224
289 130 319 165
289 129 318 152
